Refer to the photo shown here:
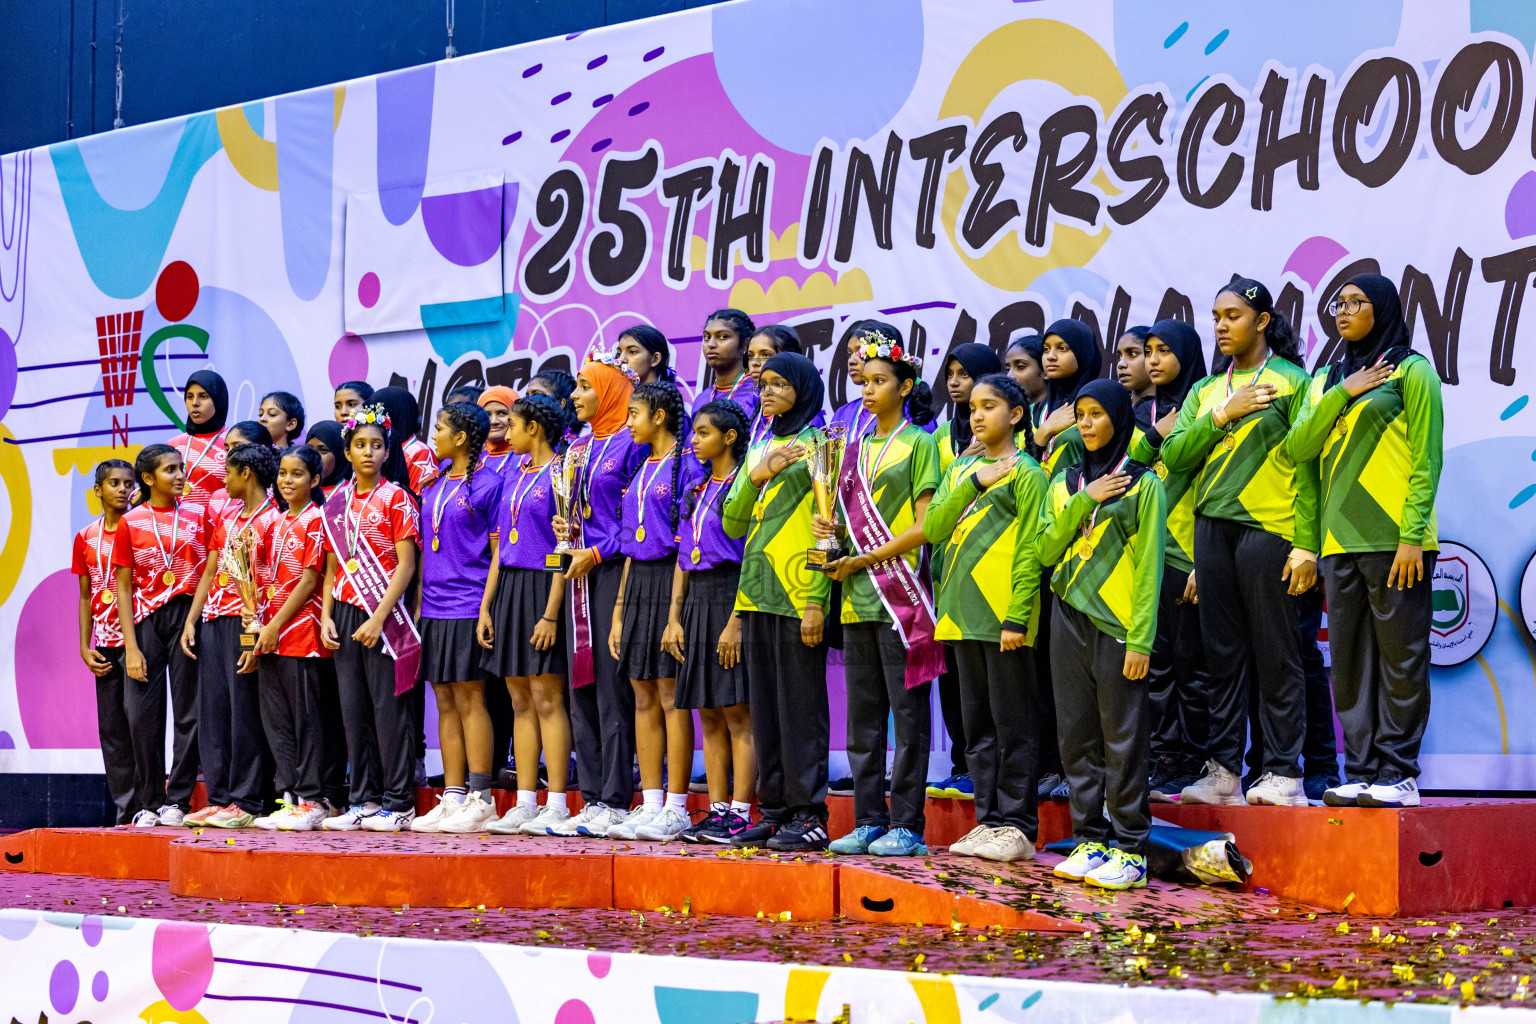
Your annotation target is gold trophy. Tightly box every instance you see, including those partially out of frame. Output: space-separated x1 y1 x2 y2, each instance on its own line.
805 425 849 572
548 445 590 572
222 530 262 648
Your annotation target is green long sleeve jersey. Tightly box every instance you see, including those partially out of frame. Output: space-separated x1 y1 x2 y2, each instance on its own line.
840 423 942 625
1128 431 1198 575
936 419 1029 473
1159 358 1319 550
1038 470 1167 654
923 452 1048 644
1041 425 1085 477
722 429 831 618
1284 353 1442 555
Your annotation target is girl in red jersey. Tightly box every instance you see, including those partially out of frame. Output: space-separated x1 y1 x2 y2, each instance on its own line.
72 459 137 825
169 369 230 508
180 442 281 829
110 445 212 827
318 404 422 832
252 446 333 831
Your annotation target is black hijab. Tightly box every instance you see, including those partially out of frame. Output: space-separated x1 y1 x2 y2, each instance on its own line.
1148 318 1208 415
358 385 415 492
946 343 1004 452
1043 319 1102 411
763 353 825 438
185 369 228 436
1067 378 1149 495
1326 273 1413 388
305 420 350 486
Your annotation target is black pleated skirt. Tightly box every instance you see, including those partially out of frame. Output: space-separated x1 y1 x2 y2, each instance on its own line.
617 556 678 681
419 616 482 683
482 567 568 679
674 565 748 709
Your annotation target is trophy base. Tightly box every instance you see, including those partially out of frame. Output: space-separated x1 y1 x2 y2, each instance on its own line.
239 633 257 650
805 545 848 573
546 552 572 573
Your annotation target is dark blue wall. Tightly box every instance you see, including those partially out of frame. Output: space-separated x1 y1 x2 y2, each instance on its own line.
0 0 720 155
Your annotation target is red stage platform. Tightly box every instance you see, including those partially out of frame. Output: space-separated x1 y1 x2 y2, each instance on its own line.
1 793 1530 921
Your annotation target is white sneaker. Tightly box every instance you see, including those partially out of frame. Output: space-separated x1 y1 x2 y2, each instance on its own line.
361 808 416 832
575 804 629 838
606 805 660 840
635 806 692 841
1358 775 1419 808
550 801 609 837
1246 773 1308 807
487 804 540 835
322 802 382 831
279 802 329 831
254 800 299 830
1180 761 1247 806
439 792 497 833
974 826 1035 863
521 803 573 836
131 809 160 828
1084 849 1148 890
411 792 464 833
157 805 186 827
948 825 992 857
1322 781 1371 807
1053 841 1112 881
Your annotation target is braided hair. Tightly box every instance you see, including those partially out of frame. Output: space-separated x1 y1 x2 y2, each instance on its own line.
971 372 1031 450
436 400 491 497
446 384 485 405
131 444 178 507
704 308 755 345
276 445 326 511
631 381 687 530
681 399 750 520
1218 278 1303 367
225 440 280 494
511 394 567 454
529 369 582 440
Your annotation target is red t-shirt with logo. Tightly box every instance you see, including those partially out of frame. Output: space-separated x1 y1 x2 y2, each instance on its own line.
109 500 211 623
320 481 420 612
259 504 329 658
168 430 228 508
203 498 282 621
404 438 437 495
71 519 124 648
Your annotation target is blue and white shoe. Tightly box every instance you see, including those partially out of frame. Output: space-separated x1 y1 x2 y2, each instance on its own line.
1356 774 1419 808
1053 841 1111 881
360 808 416 832
322 802 381 831
1084 849 1148 890
868 827 928 857
828 824 887 854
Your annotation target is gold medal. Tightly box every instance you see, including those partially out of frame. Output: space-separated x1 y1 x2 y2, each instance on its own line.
1334 417 1348 437
1079 541 1094 561
1221 432 1236 452
508 527 519 545
162 570 177 586
267 585 277 600
635 525 646 543
1153 460 1168 480
183 482 192 496
217 573 228 587
103 590 115 606
431 536 440 552
690 547 702 564
584 504 592 519
345 558 360 574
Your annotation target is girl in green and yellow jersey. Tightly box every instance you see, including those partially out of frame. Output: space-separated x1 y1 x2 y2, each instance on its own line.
1161 279 1319 809
1126 319 1211 801
1286 274 1442 810
815 323 942 858
1039 378 1167 891
924 374 1048 864
721 353 832 853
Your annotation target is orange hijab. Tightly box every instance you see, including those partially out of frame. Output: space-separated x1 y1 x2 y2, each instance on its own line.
477 385 518 410
580 361 634 436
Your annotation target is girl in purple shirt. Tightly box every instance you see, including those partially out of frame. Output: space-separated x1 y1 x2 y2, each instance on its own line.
607 382 701 842
415 402 502 834
478 394 573 836
663 399 756 843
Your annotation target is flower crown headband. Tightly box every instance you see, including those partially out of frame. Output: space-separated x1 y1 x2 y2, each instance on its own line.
585 347 642 386
343 403 393 436
856 330 920 370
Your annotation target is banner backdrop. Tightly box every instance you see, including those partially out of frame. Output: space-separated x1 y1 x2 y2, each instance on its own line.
2 0 1535 788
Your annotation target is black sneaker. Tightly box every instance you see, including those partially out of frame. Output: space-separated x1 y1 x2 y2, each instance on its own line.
1147 754 1176 792
680 808 723 843
1152 768 1200 803
766 818 829 852
828 776 855 797
730 819 778 848
704 809 753 844
688 773 710 795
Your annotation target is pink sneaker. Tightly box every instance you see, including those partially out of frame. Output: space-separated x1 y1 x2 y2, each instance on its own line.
206 805 254 829
184 804 225 826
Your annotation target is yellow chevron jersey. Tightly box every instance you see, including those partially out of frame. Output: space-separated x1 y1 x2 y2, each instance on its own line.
1038 470 1167 654
1284 353 1442 556
1128 431 1198 575
840 423 942 624
923 452 1048 644
1159 358 1319 550
721 428 832 618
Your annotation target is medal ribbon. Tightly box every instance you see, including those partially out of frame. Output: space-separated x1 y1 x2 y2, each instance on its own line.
430 473 468 548
150 503 183 575
181 430 224 492
1080 454 1131 556
634 447 675 536
506 456 553 541
687 469 738 564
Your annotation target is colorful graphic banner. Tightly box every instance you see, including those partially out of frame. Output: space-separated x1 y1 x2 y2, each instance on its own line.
2 0 1535 787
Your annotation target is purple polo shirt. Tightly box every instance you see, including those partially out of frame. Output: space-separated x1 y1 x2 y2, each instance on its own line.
420 468 505 618
494 456 561 572
619 449 703 561
677 471 746 571
573 430 647 563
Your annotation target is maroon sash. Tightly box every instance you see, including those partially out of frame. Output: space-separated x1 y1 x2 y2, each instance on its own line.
837 432 947 689
321 486 421 696
568 515 595 689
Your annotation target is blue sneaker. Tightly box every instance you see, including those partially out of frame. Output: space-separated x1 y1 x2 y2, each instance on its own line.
828 824 887 854
941 773 974 799
868 827 928 857
926 773 961 798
